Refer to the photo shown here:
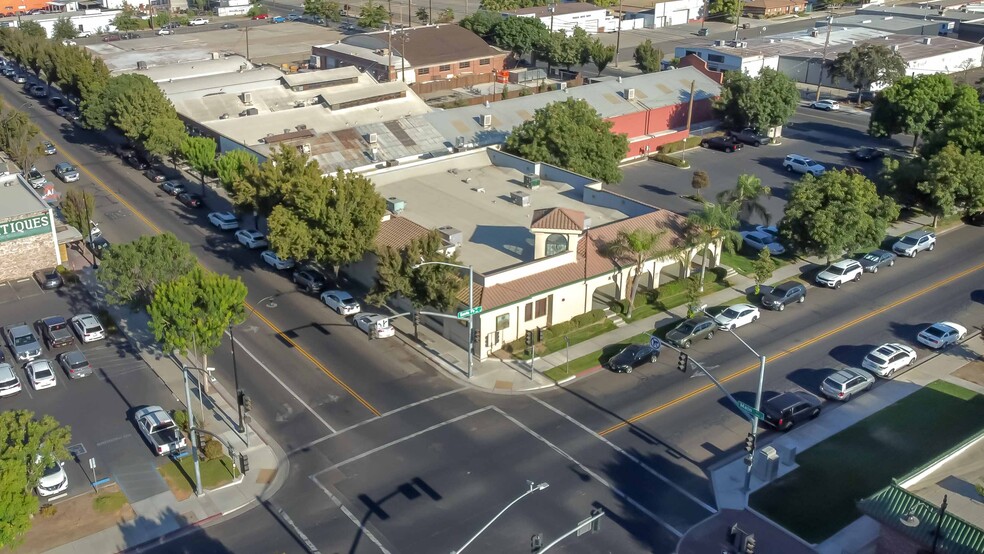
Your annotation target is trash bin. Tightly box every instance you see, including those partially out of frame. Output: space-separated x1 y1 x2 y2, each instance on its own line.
753 446 779 482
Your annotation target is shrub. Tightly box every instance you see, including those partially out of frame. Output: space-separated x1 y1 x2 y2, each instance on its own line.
571 309 605 327
202 438 225 461
56 265 79 284
650 153 689 168
171 409 189 434
660 136 702 154
39 504 57 517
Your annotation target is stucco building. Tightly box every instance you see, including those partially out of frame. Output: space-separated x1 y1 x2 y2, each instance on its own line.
742 0 808 17
0 171 60 281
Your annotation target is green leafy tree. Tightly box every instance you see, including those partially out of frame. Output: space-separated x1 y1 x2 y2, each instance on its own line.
717 173 772 225
415 6 430 24
607 229 676 318
480 0 550 9
491 16 548 60
148 266 247 390
917 143 962 228
634 39 662 73
921 88 984 157
144 116 188 163
0 410 71 549
304 0 342 23
543 31 580 70
709 0 741 22
569 27 593 67
113 3 142 32
691 170 709 200
368 231 463 311
180 136 217 192
503 98 629 183
19 21 47 39
357 0 389 29
52 17 78 41
686 202 741 290
589 39 615 75
247 144 323 226
154 12 172 27
459 10 501 39
828 44 906 106
214 149 259 213
778 170 899 262
60 188 95 238
97 233 198 307
436 7 455 23
714 68 799 133
52 45 110 101
684 275 702 318
0 109 41 170
869 74 975 153
751 248 776 295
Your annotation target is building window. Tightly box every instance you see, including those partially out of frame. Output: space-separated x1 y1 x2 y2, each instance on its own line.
459 61 471 69
496 313 509 331
439 64 451 72
545 234 568 257
480 58 491 65
535 298 547 318
708 54 725 63
417 67 430 75
525 303 534 321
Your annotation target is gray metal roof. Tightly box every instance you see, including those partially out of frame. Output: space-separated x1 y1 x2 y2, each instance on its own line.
822 14 950 32
282 66 361 87
856 4 984 23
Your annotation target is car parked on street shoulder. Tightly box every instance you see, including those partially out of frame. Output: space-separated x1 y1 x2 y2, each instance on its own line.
6 323 42 362
221 22 239 29
292 267 328 293
53 162 80 182
700 135 743 153
816 259 863 289
70 314 106 343
607 344 659 373
714 304 760 331
858 249 896 273
57 350 92 379
207 211 239 230
271 15 287 23
236 229 268 249
664 316 715 348
354 313 395 338
761 281 806 311
762 391 821 431
917 322 967 349
321 290 361 315
820 368 874 401
729 128 770 146
144 169 166 183
783 154 825 176
892 230 935 257
810 99 840 111
160 181 185 196
38 316 74 349
26 359 57 390
854 147 885 161
0 362 21 397
176 192 203 208
261 250 295 270
862 343 916 378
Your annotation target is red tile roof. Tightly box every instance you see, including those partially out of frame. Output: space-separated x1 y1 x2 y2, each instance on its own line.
530 208 585 231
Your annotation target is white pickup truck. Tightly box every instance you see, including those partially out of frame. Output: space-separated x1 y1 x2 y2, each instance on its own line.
188 17 210 26
135 406 187 456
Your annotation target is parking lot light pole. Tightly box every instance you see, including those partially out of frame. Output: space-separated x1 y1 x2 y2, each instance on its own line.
412 260 474 379
450 481 549 554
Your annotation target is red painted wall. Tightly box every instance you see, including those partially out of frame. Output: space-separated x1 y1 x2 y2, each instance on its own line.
605 98 716 157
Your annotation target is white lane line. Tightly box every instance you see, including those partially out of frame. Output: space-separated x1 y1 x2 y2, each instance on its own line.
286 386 468 456
311 480 391 554
229 332 336 433
491 406 684 538
309 407 493 477
268 500 321 554
531 396 716 514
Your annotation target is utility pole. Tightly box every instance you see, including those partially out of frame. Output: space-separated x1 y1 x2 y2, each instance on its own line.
429 0 432 24
733 0 743 42
245 24 250 61
815 13 834 102
685 79 696 134
401 31 408 82
183 367 203 496
387 0 394 82
614 0 623 68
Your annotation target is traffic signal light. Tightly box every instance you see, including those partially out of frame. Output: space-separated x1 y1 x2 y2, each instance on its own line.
413 312 420 326
237 389 245 408
525 330 534 346
239 453 250 473
743 534 756 554
242 394 253 413
471 329 479 344
536 327 544 342
744 432 756 453
677 352 689 372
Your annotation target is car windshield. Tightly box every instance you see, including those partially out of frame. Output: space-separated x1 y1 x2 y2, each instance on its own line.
721 308 741 319
675 322 695 334
42 463 61 477
13 334 35 346
826 266 847 276
900 236 919 245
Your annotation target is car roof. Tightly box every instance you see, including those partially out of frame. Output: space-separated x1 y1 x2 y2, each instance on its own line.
830 259 858 268
773 281 801 292
42 315 66 325
826 368 863 384
61 350 86 363
0 363 15 379
766 391 811 408
903 229 933 239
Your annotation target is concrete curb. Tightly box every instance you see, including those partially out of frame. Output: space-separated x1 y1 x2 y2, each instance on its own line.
115 512 223 554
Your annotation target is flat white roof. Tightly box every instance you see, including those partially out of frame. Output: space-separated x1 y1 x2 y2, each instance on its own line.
0 173 49 220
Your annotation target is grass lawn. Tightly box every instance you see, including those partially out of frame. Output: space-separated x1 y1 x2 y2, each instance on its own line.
749 381 984 544
159 455 237 500
720 249 792 277
619 270 729 323
509 319 617 361
93 491 128 514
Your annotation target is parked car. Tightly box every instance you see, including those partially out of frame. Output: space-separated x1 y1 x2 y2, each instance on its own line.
236 229 268 249
354 313 395 338
729 128 770 146
252 13 270 19
858 249 896 273
271 15 287 23
13 74 26 83
33 268 63 290
57 350 92 379
207 211 239 230
761 281 806 311
862 343 916 378
293 267 328 293
762 391 821 431
188 17 210 25
783 154 825 176
815 259 863 289
261 250 295 270
26 359 57 390
53 162 80 183
917 322 967 349
221 22 239 29
35 455 68 497
29 84 47 97
6 324 42 362
39 316 75 350
69 314 106 343
42 140 57 155
321 290 361 315
77 30 93 38
700 135 743 153
26 167 47 188
714 304 760 331
124 154 149 170
810 99 840 111
847 90 876 103
854 147 885 161
607 344 659 373
963 211 984 226
135 406 187 456
287 12 302 20
49 96 65 109
0 362 22 397
820 368 875 401
892 230 936 257
176 192 204 208
156 27 173 35
664 316 715 348
144 169 166 183
741 230 785 256
160 181 185 196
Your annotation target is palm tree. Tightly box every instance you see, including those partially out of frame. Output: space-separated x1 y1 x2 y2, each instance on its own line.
607 229 678 318
686 203 741 292
717 173 772 225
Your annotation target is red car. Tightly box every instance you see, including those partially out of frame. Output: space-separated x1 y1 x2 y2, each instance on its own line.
251 13 269 19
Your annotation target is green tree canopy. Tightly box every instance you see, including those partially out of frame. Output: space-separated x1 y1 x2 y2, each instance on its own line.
543 31 580 69
0 107 41 170
778 170 899 262
247 144 324 225
491 16 548 59
502 97 629 183
751 248 776 295
112 3 141 31
868 74 976 152
633 39 662 73
480 0 549 10
357 0 389 29
828 44 906 104
714 68 799 132
304 0 342 23
52 17 78 41
180 136 217 190
459 10 501 39
96 233 198 307
589 39 615 75
607 228 675 317
709 0 741 22
18 21 47 39
368 231 464 310
60 188 95 239
915 144 984 226
685 202 741 289
144 116 188 162
717 173 772 225
214 149 259 213
920 88 984 157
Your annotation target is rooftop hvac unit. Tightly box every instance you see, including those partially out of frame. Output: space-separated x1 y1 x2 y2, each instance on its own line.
923 36 932 44
624 88 635 100
455 136 466 148
481 114 492 128
523 174 540 189
300 143 311 154
241 92 252 104
386 197 405 214
810 29 820 37
386 159 400 167
211 51 221 60
244 107 259 116
136 60 147 70
510 190 530 207
438 226 462 246
713 40 724 46
368 133 378 144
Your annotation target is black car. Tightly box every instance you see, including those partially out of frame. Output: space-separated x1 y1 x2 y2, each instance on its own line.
963 211 984 226
177 192 204 208
762 391 821 431
700 135 743 153
854 147 885 161
858 249 896 273
665 316 715 348
33 268 62 290
847 90 876 103
292 267 328 293
728 128 770 146
760 281 806 311
607 344 659 373
221 23 239 29
87 236 111 259
125 154 149 170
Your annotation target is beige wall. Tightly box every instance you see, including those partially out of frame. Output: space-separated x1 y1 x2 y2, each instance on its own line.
0 210 59 282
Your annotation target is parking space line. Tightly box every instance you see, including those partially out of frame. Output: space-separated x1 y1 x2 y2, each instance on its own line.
531 396 715 513
309 481 388 554
286 386 468 456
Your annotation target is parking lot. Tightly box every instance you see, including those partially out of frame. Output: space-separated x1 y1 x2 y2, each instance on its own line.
0 279 184 505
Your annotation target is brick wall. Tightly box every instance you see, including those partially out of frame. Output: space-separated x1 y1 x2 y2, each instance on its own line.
0 212 58 282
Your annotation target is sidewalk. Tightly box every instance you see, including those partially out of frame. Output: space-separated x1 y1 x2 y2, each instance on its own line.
678 332 984 554
50 265 288 554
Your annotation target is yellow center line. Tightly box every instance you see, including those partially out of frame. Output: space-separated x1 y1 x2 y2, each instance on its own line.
599 258 984 436
43 131 382 418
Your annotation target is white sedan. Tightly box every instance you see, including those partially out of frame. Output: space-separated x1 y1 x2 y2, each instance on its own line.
77 30 93 38
917 322 967 349
26 359 57 390
208 211 239 230
354 314 395 338
70 314 106 343
741 230 785 256
236 229 268 249
260 250 295 270
811 99 840 111
156 28 173 35
321 290 361 315
861 343 916 378
714 303 761 331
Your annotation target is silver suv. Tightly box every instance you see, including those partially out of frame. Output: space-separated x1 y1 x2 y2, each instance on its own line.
5 324 42 362
783 154 825 176
892 230 935 257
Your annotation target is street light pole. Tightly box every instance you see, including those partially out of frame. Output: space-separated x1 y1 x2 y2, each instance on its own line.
815 13 834 102
229 324 244 434
413 260 475 379
450 481 549 554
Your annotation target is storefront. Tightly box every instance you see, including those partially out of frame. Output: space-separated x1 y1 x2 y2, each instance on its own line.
0 173 60 281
